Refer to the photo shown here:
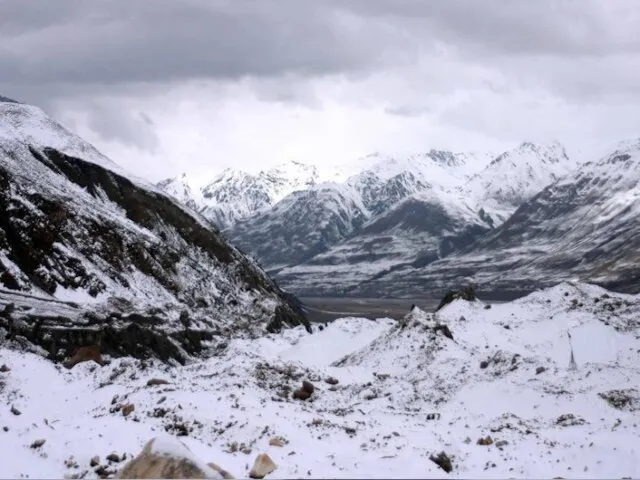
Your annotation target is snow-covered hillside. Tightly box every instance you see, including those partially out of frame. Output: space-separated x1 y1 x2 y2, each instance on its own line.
0 97 309 363
2 283 639 478
229 182 370 272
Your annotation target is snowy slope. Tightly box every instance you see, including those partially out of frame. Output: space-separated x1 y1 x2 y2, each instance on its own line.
359 139 640 298
463 141 576 225
1 282 639 478
0 97 309 363
229 182 370 272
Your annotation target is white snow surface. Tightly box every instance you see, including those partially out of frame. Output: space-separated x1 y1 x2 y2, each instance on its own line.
1 282 639 479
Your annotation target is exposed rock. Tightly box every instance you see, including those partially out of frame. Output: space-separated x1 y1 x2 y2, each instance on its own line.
555 414 587 427
429 451 453 473
292 380 315 401
248 453 277 479
147 378 170 387
436 286 477 311
434 324 454 340
325 377 339 385
599 389 640 411
477 436 494 446
30 439 46 449
495 440 509 448
118 436 232 479
64 345 104 369
207 462 235 479
10 405 21 416
90 456 100 467
107 453 122 463
0 364 10 372
536 366 547 375
122 403 135 417
268 437 285 447
479 361 489 369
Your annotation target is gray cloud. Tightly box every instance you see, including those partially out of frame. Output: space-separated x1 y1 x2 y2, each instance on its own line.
1 0 640 167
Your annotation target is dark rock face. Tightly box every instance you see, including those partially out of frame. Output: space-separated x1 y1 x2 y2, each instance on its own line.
436 286 478 311
0 104 310 363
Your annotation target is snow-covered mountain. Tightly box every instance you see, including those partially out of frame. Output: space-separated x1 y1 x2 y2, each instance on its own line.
3 283 640 478
0 97 308 363
229 182 369 272
271 142 574 295
355 139 640 298
464 141 576 225
157 161 321 228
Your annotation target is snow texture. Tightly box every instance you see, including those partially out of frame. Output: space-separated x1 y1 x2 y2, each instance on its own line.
1 282 639 479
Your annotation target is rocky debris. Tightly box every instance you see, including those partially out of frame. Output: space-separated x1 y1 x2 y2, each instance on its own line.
479 360 489 369
477 436 494 446
248 453 277 479
30 439 46 449
268 437 285 447
64 456 79 468
599 389 640 411
429 451 453 473
0 364 10 372
325 377 339 385
292 380 315 401
555 414 587 427
536 366 547 375
495 440 509 448
478 351 522 375
436 286 477 311
90 456 100 467
95 464 117 479
64 345 105 369
118 437 232 479
146 378 170 387
121 403 135 417
10 405 21 416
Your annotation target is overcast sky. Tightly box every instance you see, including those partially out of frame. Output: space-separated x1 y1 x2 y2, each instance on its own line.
2 0 640 184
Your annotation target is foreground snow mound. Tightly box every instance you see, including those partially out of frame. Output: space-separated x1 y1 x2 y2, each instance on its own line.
1 283 640 479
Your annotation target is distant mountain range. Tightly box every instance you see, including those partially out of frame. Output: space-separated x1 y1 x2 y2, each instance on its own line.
156 139 639 298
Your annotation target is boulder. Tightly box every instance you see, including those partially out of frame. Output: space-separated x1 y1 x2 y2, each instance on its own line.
248 453 277 479
118 436 233 479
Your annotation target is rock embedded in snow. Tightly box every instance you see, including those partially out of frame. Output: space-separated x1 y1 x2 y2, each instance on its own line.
436 286 478 311
292 380 315 401
64 346 104 370
118 436 230 479
248 453 277 479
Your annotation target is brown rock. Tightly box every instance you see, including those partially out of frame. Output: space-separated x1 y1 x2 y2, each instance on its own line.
268 437 285 447
147 378 170 387
207 462 235 479
64 345 104 370
122 403 135 417
118 437 233 479
477 436 494 446
292 380 315 401
248 453 277 479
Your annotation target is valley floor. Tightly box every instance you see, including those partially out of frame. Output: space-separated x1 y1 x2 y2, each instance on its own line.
1 282 639 479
